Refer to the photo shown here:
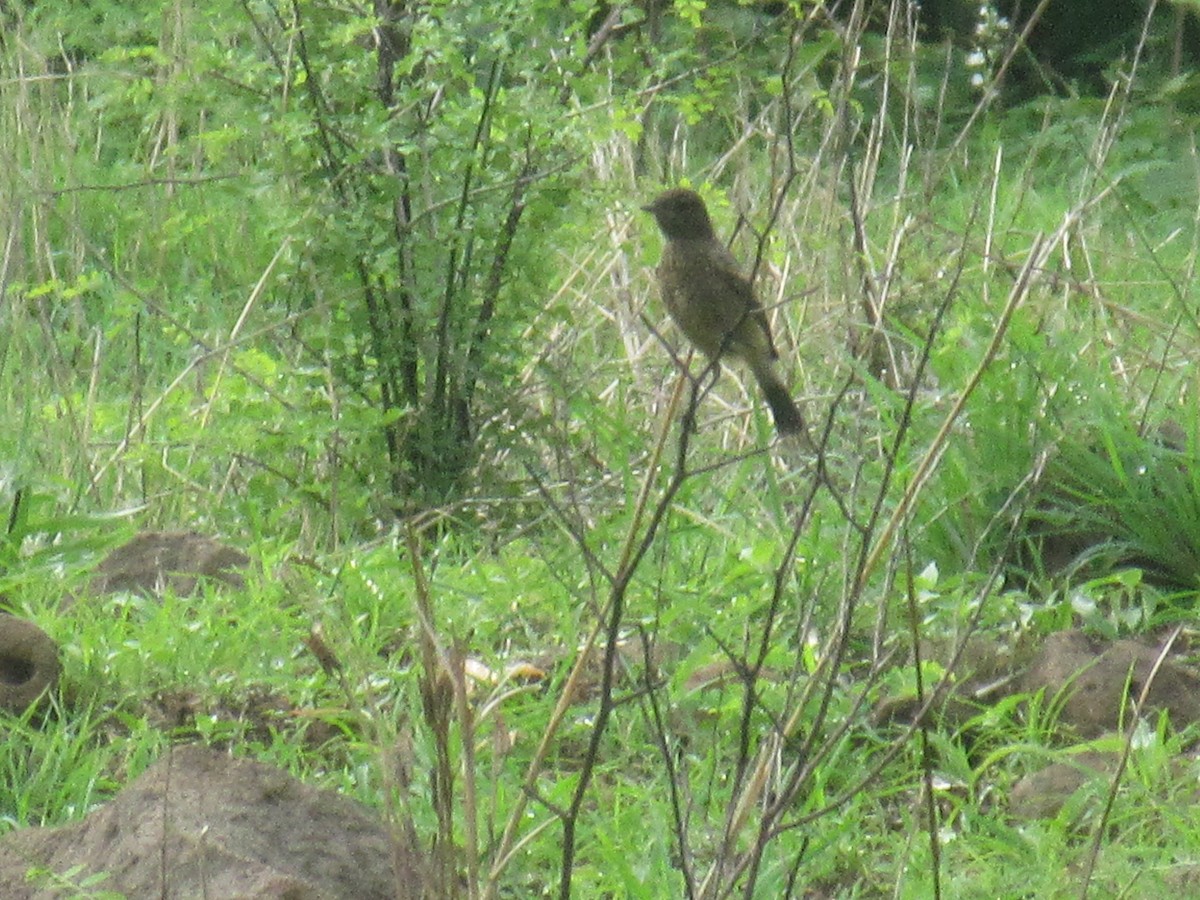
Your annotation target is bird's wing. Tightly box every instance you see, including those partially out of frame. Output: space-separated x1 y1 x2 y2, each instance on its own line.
709 250 779 360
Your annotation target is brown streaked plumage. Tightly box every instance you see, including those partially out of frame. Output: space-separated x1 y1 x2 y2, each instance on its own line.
642 187 806 437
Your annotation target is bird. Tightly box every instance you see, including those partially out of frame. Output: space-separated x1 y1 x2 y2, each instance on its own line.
642 187 807 438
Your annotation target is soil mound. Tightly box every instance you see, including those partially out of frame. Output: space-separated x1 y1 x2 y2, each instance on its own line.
0 745 416 899
0 616 60 713
89 531 250 598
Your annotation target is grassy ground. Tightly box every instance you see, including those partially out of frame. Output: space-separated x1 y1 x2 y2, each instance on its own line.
2 3 1200 898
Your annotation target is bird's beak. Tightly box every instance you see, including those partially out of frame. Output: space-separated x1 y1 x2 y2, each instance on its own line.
640 202 655 213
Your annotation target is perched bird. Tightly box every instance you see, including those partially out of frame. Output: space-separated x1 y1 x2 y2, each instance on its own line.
642 187 806 437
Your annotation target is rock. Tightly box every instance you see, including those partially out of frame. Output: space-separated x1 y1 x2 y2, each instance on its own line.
0 745 419 899
0 616 60 713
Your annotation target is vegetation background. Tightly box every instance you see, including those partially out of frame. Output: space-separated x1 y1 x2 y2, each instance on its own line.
2 0 1200 896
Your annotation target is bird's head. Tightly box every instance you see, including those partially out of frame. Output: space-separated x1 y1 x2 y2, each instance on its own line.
642 188 717 241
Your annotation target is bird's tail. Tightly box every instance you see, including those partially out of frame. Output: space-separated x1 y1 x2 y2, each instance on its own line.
752 362 808 440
